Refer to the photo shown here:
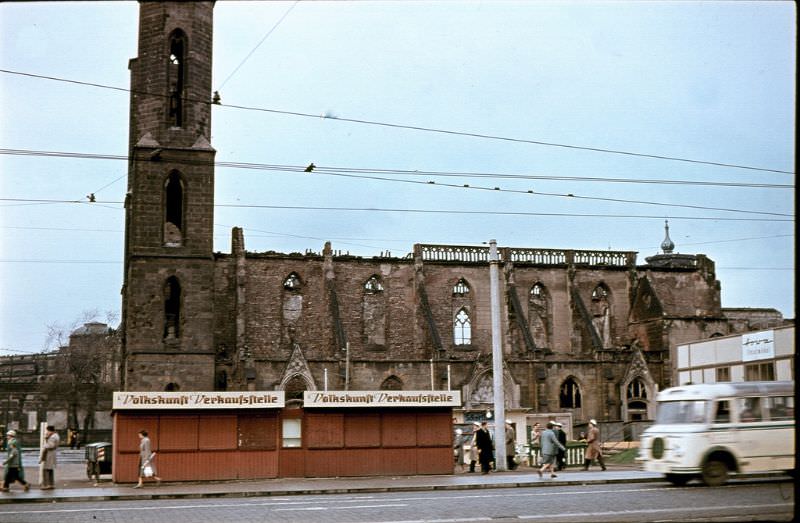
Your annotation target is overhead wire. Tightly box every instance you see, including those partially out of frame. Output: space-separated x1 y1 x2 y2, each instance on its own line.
216 1 300 91
0 68 793 175
0 149 792 218
0 198 791 222
1 148 792 188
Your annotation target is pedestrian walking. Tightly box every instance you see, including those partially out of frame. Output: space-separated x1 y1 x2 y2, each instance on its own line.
453 428 465 472
554 422 567 471
1 430 30 492
537 422 565 479
504 421 517 470
39 425 60 490
582 419 607 471
475 421 494 474
467 422 480 472
134 429 161 488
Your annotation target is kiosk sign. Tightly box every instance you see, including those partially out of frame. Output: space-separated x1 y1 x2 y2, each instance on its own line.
304 390 461 408
741 330 775 362
113 391 285 410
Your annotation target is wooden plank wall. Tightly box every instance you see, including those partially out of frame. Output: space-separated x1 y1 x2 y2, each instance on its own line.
112 408 453 482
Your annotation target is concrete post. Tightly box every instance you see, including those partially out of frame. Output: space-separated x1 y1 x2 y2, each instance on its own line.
489 239 506 471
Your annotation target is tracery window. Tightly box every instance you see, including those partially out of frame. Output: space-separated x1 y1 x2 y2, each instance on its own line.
452 278 470 296
364 275 384 293
528 282 550 348
454 308 472 345
283 273 302 290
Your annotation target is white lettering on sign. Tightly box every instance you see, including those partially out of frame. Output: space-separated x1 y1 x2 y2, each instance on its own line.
303 390 462 408
113 391 285 410
741 330 775 362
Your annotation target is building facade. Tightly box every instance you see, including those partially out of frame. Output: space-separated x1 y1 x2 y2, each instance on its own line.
119 1 789 429
676 325 795 386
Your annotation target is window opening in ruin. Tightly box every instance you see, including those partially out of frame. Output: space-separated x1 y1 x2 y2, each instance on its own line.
364 275 384 293
453 278 470 296
283 273 302 290
529 282 550 348
591 284 609 301
627 378 648 420
559 378 582 408
164 171 183 245
380 375 403 390
164 276 181 339
454 308 472 345
168 31 186 127
164 382 180 391
284 375 307 402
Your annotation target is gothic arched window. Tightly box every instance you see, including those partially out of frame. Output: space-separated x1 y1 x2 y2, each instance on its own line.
164 276 181 339
627 378 649 420
364 275 384 293
164 171 184 246
168 30 187 127
453 278 470 296
380 375 403 390
559 378 582 408
283 272 302 291
284 375 308 402
454 308 472 345
528 282 550 348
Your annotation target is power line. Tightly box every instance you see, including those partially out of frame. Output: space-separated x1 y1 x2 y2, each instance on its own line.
1 68 793 175
2 147 792 188
0 149 792 217
3 198 789 222
216 1 300 91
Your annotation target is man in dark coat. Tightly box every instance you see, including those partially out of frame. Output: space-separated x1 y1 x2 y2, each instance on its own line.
475 421 494 474
554 422 567 471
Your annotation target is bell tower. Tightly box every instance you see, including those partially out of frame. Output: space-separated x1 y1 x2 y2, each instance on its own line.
121 1 217 391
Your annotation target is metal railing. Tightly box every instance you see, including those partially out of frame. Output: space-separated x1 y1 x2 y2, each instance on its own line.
527 442 588 467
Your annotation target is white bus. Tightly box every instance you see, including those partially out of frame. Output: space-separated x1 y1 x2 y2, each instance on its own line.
637 381 794 486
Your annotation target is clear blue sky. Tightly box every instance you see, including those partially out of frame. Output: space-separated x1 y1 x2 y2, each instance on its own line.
0 1 795 355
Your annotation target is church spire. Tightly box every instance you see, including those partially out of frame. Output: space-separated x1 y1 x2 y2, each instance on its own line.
660 220 675 254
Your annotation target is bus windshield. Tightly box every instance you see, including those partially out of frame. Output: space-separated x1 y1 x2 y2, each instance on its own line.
656 400 707 424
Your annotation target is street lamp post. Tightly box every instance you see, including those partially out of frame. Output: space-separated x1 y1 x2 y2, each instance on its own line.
489 239 507 471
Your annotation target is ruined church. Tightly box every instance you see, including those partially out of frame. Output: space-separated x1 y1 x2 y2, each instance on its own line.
119 1 780 426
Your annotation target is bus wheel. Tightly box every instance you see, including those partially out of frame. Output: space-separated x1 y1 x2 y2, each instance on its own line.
701 460 729 487
665 473 690 486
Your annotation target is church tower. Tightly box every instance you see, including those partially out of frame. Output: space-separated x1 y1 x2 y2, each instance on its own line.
121 2 216 391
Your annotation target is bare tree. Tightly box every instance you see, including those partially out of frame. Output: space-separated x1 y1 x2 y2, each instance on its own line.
43 310 120 435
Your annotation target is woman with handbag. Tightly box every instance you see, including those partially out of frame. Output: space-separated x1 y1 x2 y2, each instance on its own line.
134 429 161 488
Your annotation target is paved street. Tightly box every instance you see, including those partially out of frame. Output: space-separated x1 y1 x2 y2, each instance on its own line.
0 478 793 522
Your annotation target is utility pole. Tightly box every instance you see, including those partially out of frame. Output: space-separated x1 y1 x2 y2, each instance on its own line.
489 239 506 471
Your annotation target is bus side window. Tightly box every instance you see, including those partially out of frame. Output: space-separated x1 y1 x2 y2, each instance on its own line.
714 400 730 423
767 396 793 421
739 397 762 422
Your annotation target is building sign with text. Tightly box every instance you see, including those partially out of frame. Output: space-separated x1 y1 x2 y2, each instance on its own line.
741 330 775 362
113 391 285 410
303 390 461 408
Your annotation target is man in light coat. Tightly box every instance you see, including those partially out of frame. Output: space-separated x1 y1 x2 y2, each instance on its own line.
583 419 606 471
39 425 60 490
504 421 517 470
537 422 565 479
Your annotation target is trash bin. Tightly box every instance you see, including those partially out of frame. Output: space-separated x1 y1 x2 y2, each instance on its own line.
85 442 112 480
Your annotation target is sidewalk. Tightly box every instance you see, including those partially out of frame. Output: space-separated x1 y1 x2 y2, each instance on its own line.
1 453 786 505
0 457 660 505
